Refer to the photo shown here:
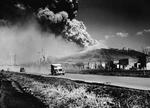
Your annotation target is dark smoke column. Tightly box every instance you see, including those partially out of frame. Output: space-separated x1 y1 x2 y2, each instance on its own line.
0 0 99 48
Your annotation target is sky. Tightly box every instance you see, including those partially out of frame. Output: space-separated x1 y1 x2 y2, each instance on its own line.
77 0 150 51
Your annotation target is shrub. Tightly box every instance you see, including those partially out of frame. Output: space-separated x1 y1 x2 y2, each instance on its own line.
27 81 115 108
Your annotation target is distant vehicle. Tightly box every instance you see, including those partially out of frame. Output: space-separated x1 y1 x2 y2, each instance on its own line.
20 67 25 72
1 69 4 72
51 64 65 75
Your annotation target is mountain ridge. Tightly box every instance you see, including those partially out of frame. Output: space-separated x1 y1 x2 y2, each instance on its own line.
56 48 147 63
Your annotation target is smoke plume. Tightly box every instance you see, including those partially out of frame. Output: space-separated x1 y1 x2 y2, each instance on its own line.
62 19 99 47
0 0 101 64
37 7 68 24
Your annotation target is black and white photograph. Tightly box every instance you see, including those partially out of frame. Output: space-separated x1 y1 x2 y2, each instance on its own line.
0 0 150 108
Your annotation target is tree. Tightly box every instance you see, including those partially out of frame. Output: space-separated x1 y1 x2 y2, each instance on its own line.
75 62 84 70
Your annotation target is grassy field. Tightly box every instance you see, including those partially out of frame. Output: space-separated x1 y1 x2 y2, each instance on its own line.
1 71 150 108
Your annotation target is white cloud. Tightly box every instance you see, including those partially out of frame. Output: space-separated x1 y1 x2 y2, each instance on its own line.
98 40 108 48
105 35 112 39
105 35 115 39
104 35 109 39
144 29 150 32
116 32 128 37
136 29 150 36
105 32 128 40
136 31 143 35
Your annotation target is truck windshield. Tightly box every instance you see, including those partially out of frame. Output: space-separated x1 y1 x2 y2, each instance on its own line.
59 69 62 71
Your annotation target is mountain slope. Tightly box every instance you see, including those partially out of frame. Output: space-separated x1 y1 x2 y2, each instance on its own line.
57 48 146 63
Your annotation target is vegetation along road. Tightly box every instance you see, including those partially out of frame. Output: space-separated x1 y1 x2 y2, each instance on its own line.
42 73 150 90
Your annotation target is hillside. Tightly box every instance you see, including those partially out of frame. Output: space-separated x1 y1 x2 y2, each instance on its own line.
57 48 146 64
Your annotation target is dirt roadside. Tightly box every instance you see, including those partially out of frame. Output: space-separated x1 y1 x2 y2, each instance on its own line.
0 73 47 108
1 71 150 108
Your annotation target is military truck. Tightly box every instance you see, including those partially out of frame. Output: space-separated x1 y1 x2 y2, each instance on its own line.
51 64 65 75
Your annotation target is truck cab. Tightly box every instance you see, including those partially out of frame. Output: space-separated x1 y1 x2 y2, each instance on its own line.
51 64 65 75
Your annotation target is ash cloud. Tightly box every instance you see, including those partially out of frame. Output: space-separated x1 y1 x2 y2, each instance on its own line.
0 0 101 64
62 19 99 47
37 8 68 24
0 0 98 48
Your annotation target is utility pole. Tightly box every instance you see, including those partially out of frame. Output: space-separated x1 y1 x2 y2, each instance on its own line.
14 54 17 65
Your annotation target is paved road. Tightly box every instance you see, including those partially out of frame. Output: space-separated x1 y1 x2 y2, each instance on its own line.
3 66 150 90
9 70 150 90
42 73 150 90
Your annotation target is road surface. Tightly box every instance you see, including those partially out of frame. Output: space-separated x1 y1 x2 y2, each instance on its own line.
41 73 150 90
7 69 150 90
2 66 150 90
